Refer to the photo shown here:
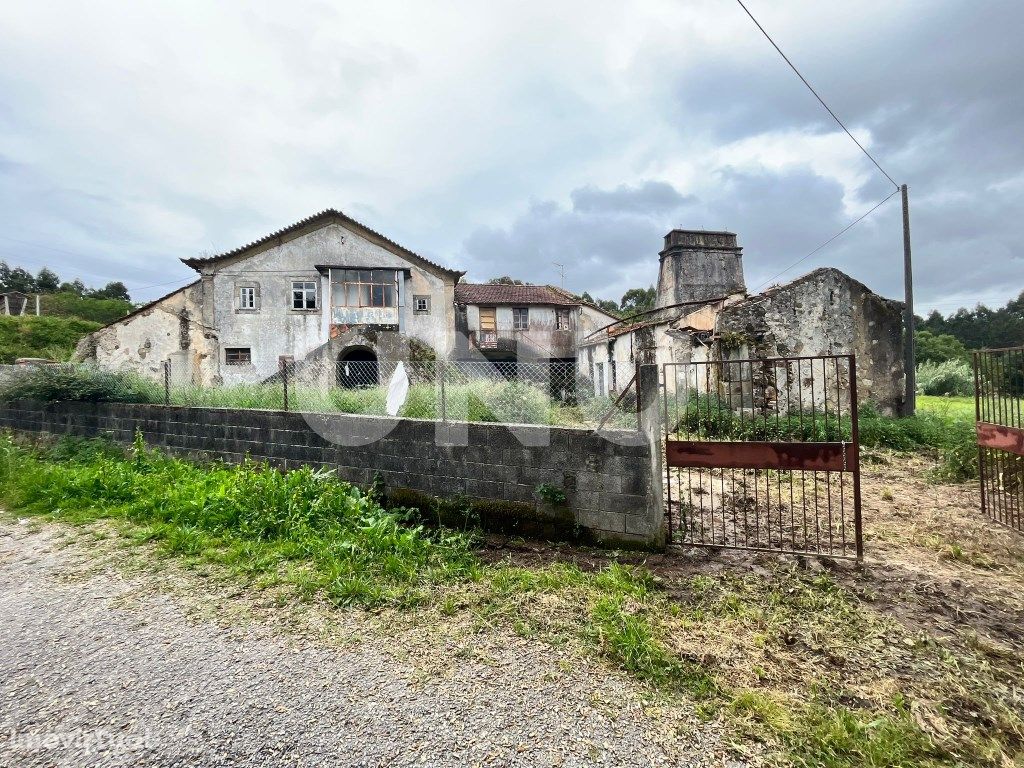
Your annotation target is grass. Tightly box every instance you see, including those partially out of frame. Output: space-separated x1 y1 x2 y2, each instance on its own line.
0 315 102 363
917 394 975 420
3 433 1020 765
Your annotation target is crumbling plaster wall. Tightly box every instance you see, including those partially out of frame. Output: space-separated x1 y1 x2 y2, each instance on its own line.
75 282 212 382
209 223 455 385
715 268 905 415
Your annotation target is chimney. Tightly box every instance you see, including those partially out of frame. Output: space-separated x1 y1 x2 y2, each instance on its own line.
655 229 746 309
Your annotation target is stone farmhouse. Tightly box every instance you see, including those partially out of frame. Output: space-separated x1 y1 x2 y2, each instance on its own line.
76 210 464 386
76 210 904 414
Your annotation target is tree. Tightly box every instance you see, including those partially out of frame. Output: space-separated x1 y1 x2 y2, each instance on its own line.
3 266 37 293
580 291 621 316
59 279 87 296
487 276 525 285
620 286 657 316
35 267 61 293
89 281 131 302
915 330 968 365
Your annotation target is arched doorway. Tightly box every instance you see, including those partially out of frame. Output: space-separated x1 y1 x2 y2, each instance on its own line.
337 348 379 388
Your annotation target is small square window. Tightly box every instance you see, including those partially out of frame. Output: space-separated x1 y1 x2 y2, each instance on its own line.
512 307 529 331
225 347 252 365
413 295 430 314
239 286 256 310
291 281 317 310
556 309 570 330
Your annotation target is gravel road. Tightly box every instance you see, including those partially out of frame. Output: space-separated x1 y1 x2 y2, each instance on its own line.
0 521 732 768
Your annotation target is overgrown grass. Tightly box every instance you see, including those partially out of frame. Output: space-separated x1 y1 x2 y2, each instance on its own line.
0 433 1017 766
0 315 101 363
0 433 478 606
673 393 978 481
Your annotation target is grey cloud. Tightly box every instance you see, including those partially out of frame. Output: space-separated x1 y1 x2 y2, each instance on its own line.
570 181 693 214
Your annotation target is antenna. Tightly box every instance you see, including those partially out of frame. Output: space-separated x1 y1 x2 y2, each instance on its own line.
553 262 565 288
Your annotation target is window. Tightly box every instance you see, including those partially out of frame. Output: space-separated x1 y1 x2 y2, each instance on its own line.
556 309 570 330
330 269 397 308
225 347 251 365
292 281 317 310
239 287 256 310
512 307 529 331
413 295 430 314
479 307 496 332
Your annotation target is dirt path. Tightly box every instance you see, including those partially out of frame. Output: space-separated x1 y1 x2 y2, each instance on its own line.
0 521 733 768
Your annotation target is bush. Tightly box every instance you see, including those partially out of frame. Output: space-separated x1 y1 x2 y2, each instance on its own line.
916 360 974 397
0 365 160 403
0 316 101 363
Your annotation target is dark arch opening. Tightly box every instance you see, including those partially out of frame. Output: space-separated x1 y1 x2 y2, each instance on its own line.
337 348 379 389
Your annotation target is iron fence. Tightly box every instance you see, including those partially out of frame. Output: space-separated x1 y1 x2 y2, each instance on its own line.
663 355 862 558
974 347 1024 533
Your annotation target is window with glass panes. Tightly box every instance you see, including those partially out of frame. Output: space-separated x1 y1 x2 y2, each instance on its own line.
512 307 529 330
291 281 317 310
239 286 256 310
331 269 398 308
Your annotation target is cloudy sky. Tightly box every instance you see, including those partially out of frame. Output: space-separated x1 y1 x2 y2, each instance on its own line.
0 0 1020 314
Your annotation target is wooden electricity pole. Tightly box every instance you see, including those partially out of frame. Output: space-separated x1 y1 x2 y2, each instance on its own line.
902 184 916 416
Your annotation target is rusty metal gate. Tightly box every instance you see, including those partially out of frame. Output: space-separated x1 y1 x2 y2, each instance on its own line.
663 354 862 559
974 346 1024 534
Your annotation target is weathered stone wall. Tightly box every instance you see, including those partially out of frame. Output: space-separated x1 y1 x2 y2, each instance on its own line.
657 230 746 308
0 400 660 547
716 267 905 414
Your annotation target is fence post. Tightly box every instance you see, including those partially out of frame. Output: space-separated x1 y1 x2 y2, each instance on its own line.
162 360 170 405
637 364 666 550
280 358 290 412
439 358 447 422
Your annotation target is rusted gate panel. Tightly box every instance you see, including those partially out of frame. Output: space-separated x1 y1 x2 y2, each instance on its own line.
974 347 1024 534
663 354 862 559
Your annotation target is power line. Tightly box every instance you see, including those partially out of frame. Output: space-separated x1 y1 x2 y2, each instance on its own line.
753 188 899 292
735 0 899 189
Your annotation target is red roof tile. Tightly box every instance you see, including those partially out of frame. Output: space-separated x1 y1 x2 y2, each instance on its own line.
454 283 581 306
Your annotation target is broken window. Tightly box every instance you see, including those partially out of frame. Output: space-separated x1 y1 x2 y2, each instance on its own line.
330 269 398 308
291 281 317 310
512 307 529 331
556 309 570 330
224 347 252 365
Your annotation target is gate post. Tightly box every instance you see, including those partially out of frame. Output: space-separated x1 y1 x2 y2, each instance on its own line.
637 364 666 550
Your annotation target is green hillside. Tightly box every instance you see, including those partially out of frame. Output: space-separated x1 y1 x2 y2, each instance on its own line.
40 291 133 324
0 315 102 363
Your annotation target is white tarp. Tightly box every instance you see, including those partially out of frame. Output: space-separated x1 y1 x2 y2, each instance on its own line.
385 361 410 416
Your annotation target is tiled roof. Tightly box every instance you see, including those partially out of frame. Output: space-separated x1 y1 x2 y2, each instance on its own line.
454 283 582 306
180 209 463 277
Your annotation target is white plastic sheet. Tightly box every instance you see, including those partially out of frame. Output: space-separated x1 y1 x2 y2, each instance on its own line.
385 361 410 416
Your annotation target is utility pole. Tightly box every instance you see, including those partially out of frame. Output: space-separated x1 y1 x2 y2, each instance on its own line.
902 184 916 416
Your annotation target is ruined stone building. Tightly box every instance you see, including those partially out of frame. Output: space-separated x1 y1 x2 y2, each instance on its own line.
76 209 904 414
578 229 906 414
75 210 464 385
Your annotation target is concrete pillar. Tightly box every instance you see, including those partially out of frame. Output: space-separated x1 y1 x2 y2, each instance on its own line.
637 363 666 549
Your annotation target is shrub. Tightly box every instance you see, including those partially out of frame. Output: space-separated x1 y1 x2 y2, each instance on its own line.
0 364 160 403
916 360 974 397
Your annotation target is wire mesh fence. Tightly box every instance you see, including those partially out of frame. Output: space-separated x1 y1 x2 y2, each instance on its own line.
0 358 640 430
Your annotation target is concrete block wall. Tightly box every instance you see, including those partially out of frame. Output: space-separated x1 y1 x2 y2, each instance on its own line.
0 400 660 547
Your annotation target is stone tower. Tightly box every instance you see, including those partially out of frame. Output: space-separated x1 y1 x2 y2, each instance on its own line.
656 229 746 308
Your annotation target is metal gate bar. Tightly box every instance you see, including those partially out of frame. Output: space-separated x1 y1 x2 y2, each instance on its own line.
974 346 1024 533
663 354 862 559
